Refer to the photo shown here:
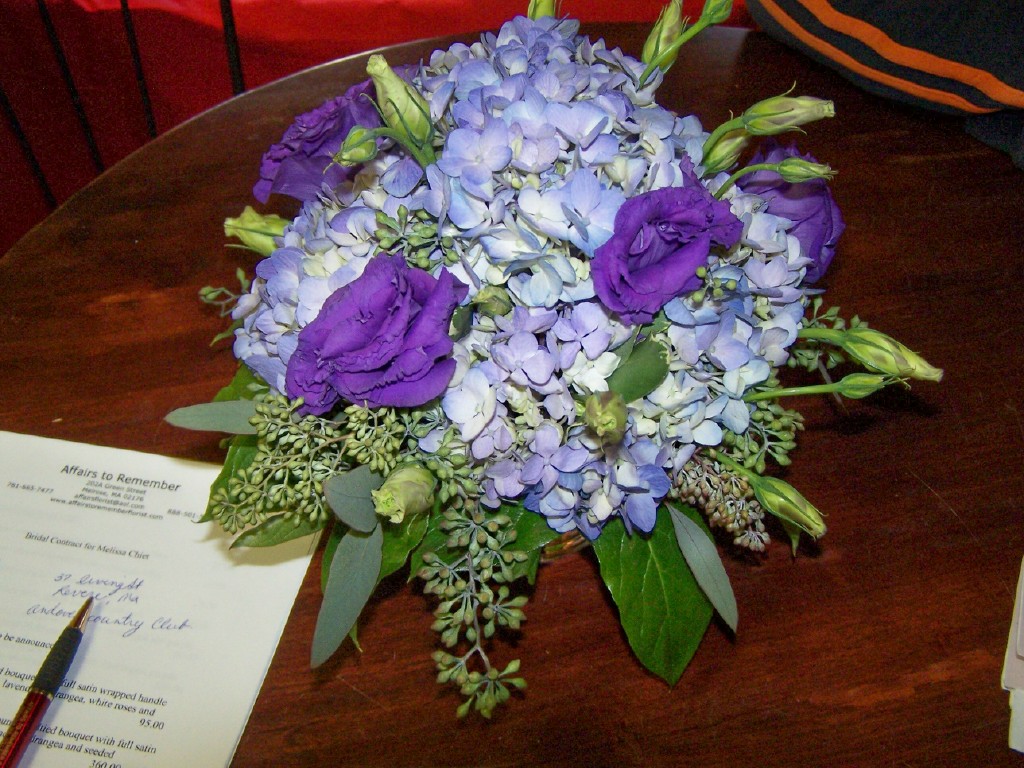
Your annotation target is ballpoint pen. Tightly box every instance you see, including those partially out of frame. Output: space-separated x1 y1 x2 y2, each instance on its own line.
0 598 93 768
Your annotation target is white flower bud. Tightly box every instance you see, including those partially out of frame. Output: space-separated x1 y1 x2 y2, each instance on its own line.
223 206 289 256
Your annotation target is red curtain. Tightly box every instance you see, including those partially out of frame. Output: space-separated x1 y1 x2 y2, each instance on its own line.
0 0 752 253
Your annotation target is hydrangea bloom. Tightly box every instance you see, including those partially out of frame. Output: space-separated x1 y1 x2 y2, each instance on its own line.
231 15 839 540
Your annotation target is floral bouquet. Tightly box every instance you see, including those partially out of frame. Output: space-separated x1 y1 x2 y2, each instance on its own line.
168 0 941 718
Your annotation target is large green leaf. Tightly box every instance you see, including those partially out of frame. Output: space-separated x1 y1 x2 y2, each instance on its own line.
592 509 712 685
231 512 323 548
192 367 267 523
319 523 362 651
213 364 268 402
165 400 257 434
312 524 383 667
321 523 346 592
505 504 561 584
668 504 738 633
379 512 429 581
449 304 474 340
606 338 669 404
324 465 385 532
409 511 456 578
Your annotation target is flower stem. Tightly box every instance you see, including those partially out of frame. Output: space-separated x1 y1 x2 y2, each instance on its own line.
701 116 745 161
639 19 711 87
797 327 843 343
713 162 777 199
744 380 852 402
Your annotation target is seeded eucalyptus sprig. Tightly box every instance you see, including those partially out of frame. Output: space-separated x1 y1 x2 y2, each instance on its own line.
722 382 804 473
374 206 457 271
417 501 534 718
674 453 770 552
205 395 430 536
341 403 407 473
788 298 856 373
207 393 350 533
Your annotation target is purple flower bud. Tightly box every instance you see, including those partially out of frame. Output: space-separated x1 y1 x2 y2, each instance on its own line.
253 79 381 203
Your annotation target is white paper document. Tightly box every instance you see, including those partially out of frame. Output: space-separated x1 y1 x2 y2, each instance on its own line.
1001 556 1024 752
0 430 314 767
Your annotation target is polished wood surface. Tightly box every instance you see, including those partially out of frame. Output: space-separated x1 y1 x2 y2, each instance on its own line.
2 24 1022 767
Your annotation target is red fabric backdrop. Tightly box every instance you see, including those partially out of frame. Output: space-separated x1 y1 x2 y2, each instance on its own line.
0 0 752 254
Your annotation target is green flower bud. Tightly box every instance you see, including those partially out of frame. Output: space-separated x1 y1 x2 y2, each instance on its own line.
751 475 826 538
371 464 436 524
223 206 289 256
741 93 835 135
527 0 558 19
776 156 835 183
834 372 892 399
366 54 433 157
472 285 514 319
333 125 379 166
584 391 628 445
699 0 733 25
839 327 943 382
642 0 683 69
701 128 750 175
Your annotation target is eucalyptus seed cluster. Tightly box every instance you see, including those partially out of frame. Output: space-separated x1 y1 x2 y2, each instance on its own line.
789 298 862 373
208 393 348 533
412 427 482 505
689 264 740 304
722 382 804 474
675 453 770 552
374 206 455 270
418 503 532 718
340 403 407 473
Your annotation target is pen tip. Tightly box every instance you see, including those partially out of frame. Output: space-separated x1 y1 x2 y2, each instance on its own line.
71 597 93 630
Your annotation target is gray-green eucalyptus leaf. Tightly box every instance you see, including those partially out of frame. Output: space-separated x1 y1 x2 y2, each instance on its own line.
324 465 385 532
312 524 382 667
669 504 738 632
165 400 257 434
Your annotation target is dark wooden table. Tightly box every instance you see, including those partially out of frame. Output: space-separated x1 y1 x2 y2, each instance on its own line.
2 23 1022 767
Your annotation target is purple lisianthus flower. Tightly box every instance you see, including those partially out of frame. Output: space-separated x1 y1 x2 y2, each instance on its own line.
253 79 381 203
741 140 845 283
592 160 742 324
285 255 468 413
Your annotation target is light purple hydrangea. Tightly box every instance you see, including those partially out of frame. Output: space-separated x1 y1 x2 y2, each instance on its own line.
232 15 839 540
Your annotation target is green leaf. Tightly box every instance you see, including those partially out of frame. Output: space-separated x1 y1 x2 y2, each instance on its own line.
610 329 639 370
213 364 268 402
210 318 243 348
231 512 323 548
200 434 258 522
606 338 669 404
196 367 266 522
312 524 383 667
506 503 561 551
668 504 738 633
450 304 474 340
321 523 345 592
505 503 560 584
318 524 363 653
409 511 454 579
324 465 385 532
379 512 429 581
592 509 712 685
165 400 257 434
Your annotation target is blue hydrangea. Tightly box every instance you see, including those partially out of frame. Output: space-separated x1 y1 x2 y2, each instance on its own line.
233 15 827 540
